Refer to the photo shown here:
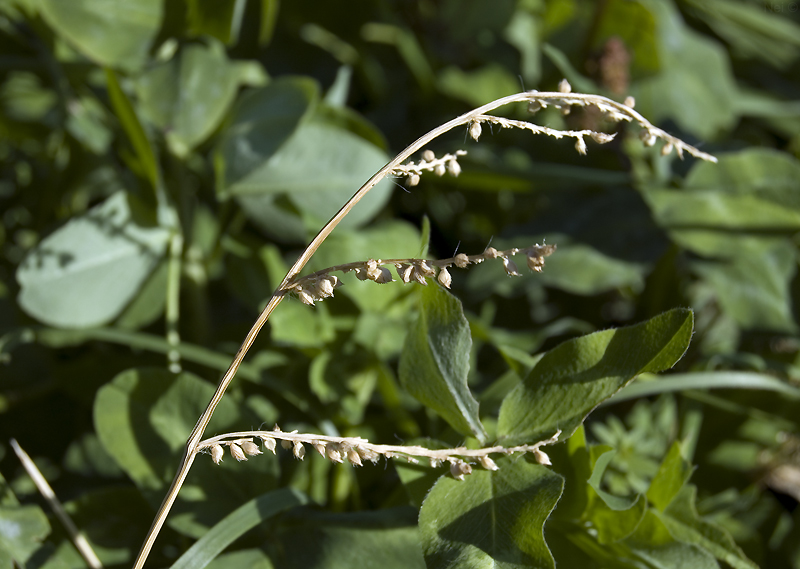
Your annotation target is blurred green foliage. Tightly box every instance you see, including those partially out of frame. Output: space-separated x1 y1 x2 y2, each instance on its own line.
1 0 800 568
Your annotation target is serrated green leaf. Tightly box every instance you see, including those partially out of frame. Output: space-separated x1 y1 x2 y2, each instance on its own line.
660 485 758 569
419 458 564 569
399 284 487 443
498 309 694 446
171 489 308 569
16 191 170 328
39 0 162 71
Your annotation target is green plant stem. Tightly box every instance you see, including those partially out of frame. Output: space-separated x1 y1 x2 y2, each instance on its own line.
166 231 183 373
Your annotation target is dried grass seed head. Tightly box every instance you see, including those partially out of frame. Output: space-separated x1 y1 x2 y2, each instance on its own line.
230 443 247 461
450 460 473 481
469 121 482 141
241 441 262 456
211 444 224 465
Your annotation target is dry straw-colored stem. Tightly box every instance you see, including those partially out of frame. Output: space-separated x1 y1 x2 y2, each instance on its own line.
132 84 716 569
11 439 104 569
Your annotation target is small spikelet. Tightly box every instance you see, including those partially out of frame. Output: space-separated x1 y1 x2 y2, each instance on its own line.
479 456 499 471
534 448 551 466
437 267 452 288
260 436 277 454
469 121 482 141
326 444 344 463
502 257 520 276
450 460 472 481
446 159 461 177
230 443 247 462
454 253 470 268
293 441 305 460
346 448 363 466
211 444 224 465
312 441 327 456
241 441 262 456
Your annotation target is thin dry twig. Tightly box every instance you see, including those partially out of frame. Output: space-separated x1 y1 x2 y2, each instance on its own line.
10 439 104 569
132 85 717 569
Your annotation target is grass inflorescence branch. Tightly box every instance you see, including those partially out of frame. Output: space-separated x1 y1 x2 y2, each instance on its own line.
285 243 556 305
199 426 562 481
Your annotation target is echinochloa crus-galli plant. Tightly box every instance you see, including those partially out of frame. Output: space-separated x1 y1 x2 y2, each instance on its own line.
132 81 717 569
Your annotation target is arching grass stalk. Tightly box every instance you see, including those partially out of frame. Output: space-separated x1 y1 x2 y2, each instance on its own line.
132 82 716 569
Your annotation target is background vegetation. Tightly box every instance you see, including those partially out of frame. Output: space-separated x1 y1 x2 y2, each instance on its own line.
1 0 800 568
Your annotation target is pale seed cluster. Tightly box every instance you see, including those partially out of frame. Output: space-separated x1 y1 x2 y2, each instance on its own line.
285 243 556 305
390 149 466 187
201 425 561 481
503 79 717 162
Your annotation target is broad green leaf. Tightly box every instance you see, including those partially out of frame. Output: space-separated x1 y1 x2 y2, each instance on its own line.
106 70 159 189
647 442 693 512
136 40 261 156
610 372 800 404
633 0 738 139
393 439 450 508
268 508 424 569
399 284 487 443
585 450 647 543
685 0 800 69
232 121 393 241
216 77 319 199
660 485 758 569
437 64 519 107
64 486 153 566
16 191 170 328
186 0 242 44
419 458 564 569
171 489 308 569
94 368 277 537
0 505 50 566
624 509 719 569
206 549 274 569
38 0 162 70
548 425 591 521
498 309 693 446
692 240 796 332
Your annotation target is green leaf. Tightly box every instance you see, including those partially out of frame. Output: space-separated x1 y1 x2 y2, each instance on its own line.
624 509 719 569
647 442 693 512
498 309 693 446
610 372 800 404
399 284 487 443
548 425 592 520
583 450 648 544
437 64 519 107
136 40 260 156
419 458 564 569
0 505 50 565
38 0 162 71
94 368 277 537
16 191 170 328
216 77 319 199
205 549 274 569
106 69 160 189
633 0 738 139
268 508 425 569
171 489 308 569
231 121 393 241
186 0 243 45
660 485 758 569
